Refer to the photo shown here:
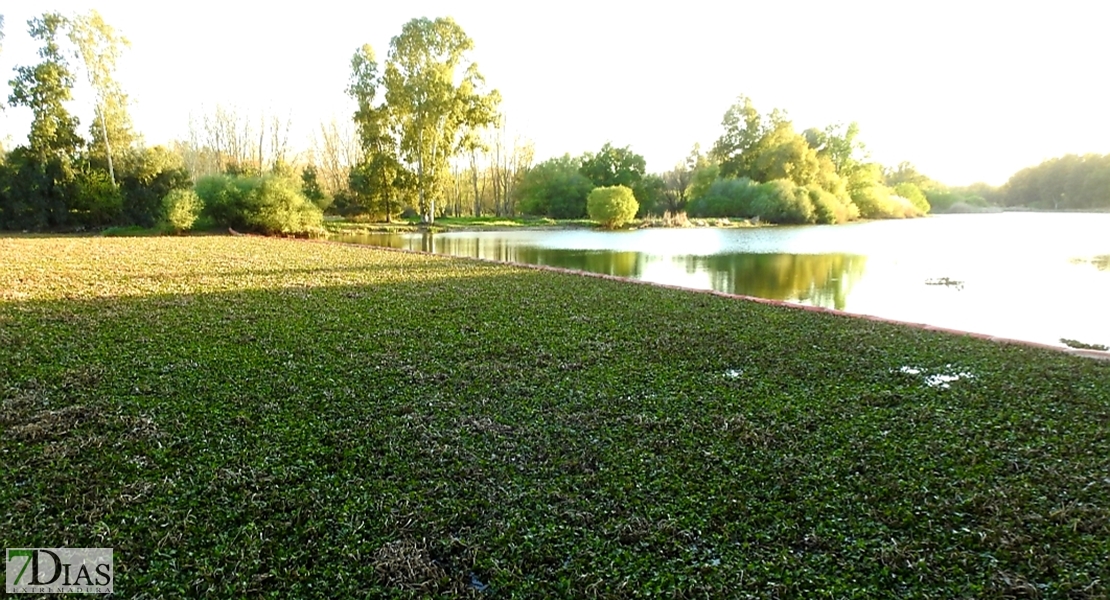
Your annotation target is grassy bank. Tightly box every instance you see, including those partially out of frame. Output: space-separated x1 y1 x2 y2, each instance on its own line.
324 214 756 235
1 236 1108 598
324 215 593 235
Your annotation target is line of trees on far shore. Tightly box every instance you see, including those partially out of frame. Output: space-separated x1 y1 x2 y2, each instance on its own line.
1 12 1106 235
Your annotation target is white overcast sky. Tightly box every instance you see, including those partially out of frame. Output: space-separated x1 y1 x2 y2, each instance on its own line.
2 0 1108 185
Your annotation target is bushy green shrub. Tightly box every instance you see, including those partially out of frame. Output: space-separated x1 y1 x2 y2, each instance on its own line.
249 175 324 235
686 177 759 218
925 189 988 213
686 176 862 224
118 147 192 227
195 174 252 230
196 173 323 235
894 182 930 214
162 189 202 233
516 155 595 219
852 183 920 219
751 179 816 224
587 185 639 228
68 168 123 227
808 187 859 224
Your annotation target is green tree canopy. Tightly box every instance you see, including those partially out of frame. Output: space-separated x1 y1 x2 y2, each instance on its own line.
1000 153 1110 210
579 143 646 188
516 154 594 219
711 96 767 179
893 182 930 214
347 43 412 221
711 97 846 197
632 174 665 217
8 13 82 162
382 17 501 223
68 9 134 184
883 161 937 191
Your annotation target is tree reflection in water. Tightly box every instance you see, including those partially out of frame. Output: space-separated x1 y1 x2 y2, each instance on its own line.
684 253 866 309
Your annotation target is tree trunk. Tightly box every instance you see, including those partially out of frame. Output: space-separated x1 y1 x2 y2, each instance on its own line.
97 103 115 187
471 149 481 217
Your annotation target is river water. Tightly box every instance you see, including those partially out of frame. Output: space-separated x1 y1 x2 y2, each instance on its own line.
333 213 1110 349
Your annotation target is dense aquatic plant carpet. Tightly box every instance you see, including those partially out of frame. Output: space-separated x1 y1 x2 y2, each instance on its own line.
1 236 1107 598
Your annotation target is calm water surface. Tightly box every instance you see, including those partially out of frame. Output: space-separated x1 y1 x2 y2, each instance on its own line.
334 213 1110 349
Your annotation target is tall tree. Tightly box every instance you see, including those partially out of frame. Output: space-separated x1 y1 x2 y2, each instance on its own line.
347 44 411 221
711 96 768 179
804 122 864 175
8 13 82 161
382 17 500 224
68 10 133 186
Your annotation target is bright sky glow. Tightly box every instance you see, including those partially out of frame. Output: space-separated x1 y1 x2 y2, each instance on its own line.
2 0 1108 185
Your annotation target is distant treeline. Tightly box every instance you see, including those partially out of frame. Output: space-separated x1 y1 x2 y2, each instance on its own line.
996 154 1110 210
517 98 930 225
2 11 1106 234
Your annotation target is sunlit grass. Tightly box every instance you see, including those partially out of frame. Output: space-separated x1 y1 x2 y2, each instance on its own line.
2 235 1108 597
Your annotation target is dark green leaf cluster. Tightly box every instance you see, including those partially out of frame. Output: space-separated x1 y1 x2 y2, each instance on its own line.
299 165 331 211
515 144 652 220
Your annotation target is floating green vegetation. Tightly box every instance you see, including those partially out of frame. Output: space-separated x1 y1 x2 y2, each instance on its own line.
1 236 1108 598
924 276 965 290
1061 338 1110 351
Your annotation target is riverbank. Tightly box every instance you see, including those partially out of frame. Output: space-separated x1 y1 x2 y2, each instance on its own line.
323 214 761 235
2 235 1108 597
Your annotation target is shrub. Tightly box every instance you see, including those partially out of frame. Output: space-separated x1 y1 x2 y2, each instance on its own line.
163 189 202 233
118 147 192 227
686 177 759 218
751 179 816 224
196 173 323 235
68 168 123 227
516 155 595 219
587 185 638 228
926 189 988 213
808 187 858 224
248 175 324 235
852 183 920 219
196 174 251 230
894 182 930 214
